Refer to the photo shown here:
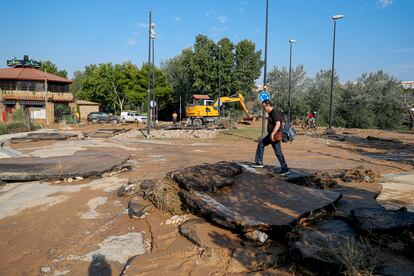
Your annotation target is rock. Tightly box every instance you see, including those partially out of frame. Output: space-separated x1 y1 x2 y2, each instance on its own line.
128 199 153 219
75 176 84 181
140 179 155 191
54 180 61 184
351 207 414 233
117 183 137 197
41 266 51 273
289 219 359 275
165 215 190 226
244 230 268 243
170 161 243 192
67 177 73 183
374 252 414 276
177 163 341 235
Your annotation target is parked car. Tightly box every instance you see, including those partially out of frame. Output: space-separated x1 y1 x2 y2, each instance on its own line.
87 112 119 124
120 111 147 123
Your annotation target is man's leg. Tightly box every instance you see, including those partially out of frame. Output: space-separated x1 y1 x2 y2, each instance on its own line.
271 141 289 172
254 135 271 165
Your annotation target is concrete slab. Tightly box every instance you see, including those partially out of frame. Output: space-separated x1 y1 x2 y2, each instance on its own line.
0 149 129 181
172 162 342 235
377 172 414 212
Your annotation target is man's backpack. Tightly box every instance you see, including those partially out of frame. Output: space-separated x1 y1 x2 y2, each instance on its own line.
282 115 296 142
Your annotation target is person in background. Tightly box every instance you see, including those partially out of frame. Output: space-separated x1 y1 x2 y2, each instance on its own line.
251 100 290 175
172 111 178 125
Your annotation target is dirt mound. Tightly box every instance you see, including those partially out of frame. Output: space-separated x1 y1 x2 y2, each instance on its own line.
299 166 378 189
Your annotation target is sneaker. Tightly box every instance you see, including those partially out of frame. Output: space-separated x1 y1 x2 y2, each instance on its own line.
278 169 290 176
251 162 264 168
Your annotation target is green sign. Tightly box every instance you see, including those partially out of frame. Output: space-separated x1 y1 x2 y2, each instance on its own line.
7 57 41 68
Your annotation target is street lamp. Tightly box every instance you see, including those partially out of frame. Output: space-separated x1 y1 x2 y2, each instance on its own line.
218 44 221 119
151 23 156 128
147 11 152 135
328 14 344 129
261 0 269 136
287 39 296 124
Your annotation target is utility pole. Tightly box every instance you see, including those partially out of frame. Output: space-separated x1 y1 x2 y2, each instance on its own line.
287 39 296 124
44 69 48 125
152 36 156 127
146 11 152 136
261 0 269 136
218 44 221 119
328 15 344 129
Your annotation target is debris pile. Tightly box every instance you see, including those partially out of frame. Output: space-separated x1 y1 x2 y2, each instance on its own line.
129 161 414 275
150 129 219 139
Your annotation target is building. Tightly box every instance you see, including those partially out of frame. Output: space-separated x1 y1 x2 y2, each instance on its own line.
0 56 74 124
75 100 100 120
401 81 414 90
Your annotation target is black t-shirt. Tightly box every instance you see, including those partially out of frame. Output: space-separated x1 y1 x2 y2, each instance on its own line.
267 108 283 134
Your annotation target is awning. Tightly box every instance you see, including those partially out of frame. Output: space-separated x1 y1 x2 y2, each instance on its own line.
19 100 45 106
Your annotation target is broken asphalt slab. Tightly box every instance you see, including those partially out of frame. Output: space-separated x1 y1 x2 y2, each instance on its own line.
0 149 130 181
9 132 79 143
170 162 342 235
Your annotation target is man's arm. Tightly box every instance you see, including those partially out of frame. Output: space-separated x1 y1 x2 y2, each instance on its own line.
270 121 281 141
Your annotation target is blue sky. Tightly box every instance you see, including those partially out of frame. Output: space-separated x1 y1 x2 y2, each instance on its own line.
1 0 413 81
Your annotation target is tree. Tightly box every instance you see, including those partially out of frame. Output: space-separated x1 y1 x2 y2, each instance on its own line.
162 34 263 107
358 70 404 129
305 69 340 126
267 65 309 120
40 60 68 78
232 39 263 100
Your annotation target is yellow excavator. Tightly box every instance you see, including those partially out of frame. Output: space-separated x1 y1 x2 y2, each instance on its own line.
186 93 250 126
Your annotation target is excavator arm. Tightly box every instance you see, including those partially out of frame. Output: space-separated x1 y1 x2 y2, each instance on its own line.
213 93 250 117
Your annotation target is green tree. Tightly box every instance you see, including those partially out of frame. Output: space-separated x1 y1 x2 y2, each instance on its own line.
232 39 263 100
40 60 68 78
305 69 340 126
267 64 310 120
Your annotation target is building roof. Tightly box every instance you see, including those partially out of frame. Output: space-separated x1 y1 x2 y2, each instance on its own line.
75 100 100 105
0 68 73 83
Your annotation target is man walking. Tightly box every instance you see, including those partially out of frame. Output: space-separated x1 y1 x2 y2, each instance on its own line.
252 100 290 175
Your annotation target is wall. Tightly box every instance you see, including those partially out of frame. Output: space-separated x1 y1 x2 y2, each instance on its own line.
79 105 99 119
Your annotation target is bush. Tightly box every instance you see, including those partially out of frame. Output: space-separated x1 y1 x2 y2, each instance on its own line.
11 108 28 122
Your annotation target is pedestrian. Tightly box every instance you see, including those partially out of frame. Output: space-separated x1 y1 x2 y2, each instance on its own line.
75 111 80 124
172 111 178 125
251 100 290 175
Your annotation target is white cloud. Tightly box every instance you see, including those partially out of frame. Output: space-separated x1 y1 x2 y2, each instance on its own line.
127 38 137 45
133 31 139 35
205 10 213 17
377 0 393 9
239 7 245 13
175 16 181 22
218 15 227 23
138 22 147 28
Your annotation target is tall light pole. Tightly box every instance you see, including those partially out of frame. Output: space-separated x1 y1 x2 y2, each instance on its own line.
146 11 152 135
328 14 344 129
151 24 156 127
287 39 296 125
261 0 269 136
218 44 221 119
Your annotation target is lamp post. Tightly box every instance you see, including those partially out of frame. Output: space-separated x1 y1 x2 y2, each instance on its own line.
261 0 269 136
328 14 344 129
287 39 296 124
218 44 221 119
151 24 156 127
146 11 152 136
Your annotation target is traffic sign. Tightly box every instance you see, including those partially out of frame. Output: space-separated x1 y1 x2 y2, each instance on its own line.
258 91 270 103
150 100 157 108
